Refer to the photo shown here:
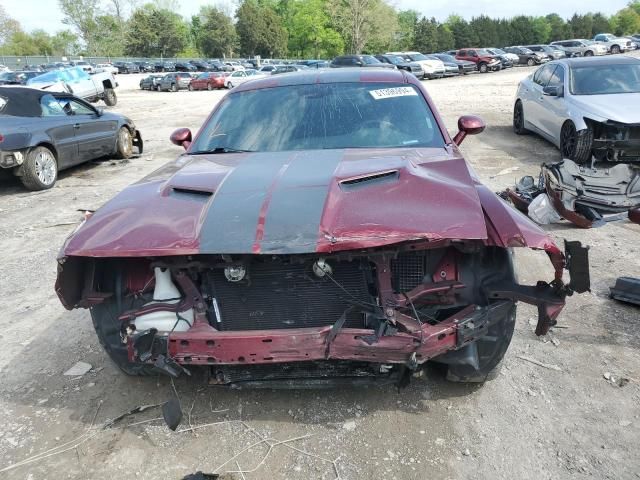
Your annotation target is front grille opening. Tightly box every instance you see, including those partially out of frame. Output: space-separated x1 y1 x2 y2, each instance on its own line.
206 258 375 331
391 250 446 293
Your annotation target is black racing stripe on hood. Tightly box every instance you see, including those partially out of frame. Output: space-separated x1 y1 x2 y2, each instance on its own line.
198 150 344 254
259 149 344 254
199 152 293 253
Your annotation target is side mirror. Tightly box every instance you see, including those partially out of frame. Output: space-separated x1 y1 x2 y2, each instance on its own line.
170 128 192 150
543 85 563 97
452 115 486 146
96 108 104 117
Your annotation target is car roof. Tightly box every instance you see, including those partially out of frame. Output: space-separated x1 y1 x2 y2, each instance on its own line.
232 68 412 93
552 55 640 68
0 86 75 117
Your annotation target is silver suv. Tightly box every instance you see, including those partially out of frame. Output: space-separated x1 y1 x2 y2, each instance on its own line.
550 39 608 57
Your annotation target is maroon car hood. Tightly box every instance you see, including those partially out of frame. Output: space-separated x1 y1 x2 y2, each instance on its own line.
61 148 555 257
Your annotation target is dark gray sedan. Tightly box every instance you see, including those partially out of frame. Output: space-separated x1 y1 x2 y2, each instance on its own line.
0 87 142 190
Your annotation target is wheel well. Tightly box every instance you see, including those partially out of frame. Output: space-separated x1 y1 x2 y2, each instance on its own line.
35 142 58 161
102 80 114 89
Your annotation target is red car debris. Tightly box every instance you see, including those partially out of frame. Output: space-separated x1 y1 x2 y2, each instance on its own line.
55 69 590 388
188 72 228 91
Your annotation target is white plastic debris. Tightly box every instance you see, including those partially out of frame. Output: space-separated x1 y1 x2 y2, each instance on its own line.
64 361 92 376
528 193 562 225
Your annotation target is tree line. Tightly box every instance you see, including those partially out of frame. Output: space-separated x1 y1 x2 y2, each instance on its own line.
1 0 640 59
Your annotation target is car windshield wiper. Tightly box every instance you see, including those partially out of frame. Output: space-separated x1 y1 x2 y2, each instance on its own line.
190 147 255 154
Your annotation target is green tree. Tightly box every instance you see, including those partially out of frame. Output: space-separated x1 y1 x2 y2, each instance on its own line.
413 17 438 53
446 15 478 49
59 0 101 54
435 24 455 51
394 10 418 51
508 16 537 44
287 0 344 58
0 5 22 46
531 16 551 43
591 12 612 35
236 0 287 57
124 6 188 57
545 13 570 42
196 6 237 58
327 0 394 54
470 15 499 47
568 13 594 38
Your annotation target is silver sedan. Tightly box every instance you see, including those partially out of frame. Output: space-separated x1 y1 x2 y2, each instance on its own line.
513 56 640 164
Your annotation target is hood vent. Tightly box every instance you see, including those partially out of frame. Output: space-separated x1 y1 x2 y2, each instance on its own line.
170 187 214 201
340 170 399 189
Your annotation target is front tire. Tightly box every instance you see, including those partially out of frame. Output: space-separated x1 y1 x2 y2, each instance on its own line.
584 50 594 57
513 100 528 135
115 127 133 159
445 306 516 383
91 300 157 376
171 83 178 92
478 63 488 73
20 146 58 191
611 45 620 54
188 84 194 91
104 88 117 106
560 121 593 164
527 57 535 66
227 81 234 89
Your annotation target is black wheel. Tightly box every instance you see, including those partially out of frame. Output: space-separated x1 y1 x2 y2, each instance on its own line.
115 127 133 159
227 81 234 89
560 121 593 164
156 84 161 91
20 146 58 191
513 100 528 135
527 57 535 66
445 306 517 382
104 88 117 106
171 83 178 92
478 63 488 73
611 45 620 54
91 300 157 376
584 50 594 57
188 84 194 91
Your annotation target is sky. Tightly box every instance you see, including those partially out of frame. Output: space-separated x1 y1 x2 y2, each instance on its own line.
2 0 631 34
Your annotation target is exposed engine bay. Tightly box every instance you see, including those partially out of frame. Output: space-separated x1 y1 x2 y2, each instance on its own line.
590 120 640 163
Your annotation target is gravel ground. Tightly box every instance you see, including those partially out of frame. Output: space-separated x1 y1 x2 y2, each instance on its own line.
1 60 639 480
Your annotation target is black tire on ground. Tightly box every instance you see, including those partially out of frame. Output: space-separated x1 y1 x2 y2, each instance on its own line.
115 127 133 159
156 84 161 91
584 50 594 56
91 300 157 376
479 63 488 73
513 100 528 135
188 84 194 91
171 83 178 92
227 81 234 89
527 57 535 66
20 146 58 191
104 88 117 106
560 121 593 164
445 306 517 383
611 45 620 54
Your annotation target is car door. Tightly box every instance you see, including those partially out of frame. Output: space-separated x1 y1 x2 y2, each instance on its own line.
57 96 118 163
536 65 568 145
39 94 79 168
527 64 559 138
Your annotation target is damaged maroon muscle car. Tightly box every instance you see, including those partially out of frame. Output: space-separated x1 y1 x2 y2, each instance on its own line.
55 69 590 388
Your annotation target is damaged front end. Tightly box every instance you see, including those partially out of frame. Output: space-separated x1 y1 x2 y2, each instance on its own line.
501 159 640 228
56 239 589 388
590 120 640 163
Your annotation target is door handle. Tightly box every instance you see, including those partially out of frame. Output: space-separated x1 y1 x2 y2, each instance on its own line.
73 123 80 129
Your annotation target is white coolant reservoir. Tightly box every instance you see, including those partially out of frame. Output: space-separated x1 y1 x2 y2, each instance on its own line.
134 267 194 332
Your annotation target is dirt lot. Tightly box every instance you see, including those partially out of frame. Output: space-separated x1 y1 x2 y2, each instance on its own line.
1 62 639 480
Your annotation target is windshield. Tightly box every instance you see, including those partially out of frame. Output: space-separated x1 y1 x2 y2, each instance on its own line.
362 55 380 65
571 64 640 95
190 82 444 153
476 49 492 56
408 53 428 61
491 48 506 55
436 55 455 62
28 70 72 84
385 55 403 65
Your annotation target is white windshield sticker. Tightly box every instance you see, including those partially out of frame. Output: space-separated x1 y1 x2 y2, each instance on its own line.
369 87 418 100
